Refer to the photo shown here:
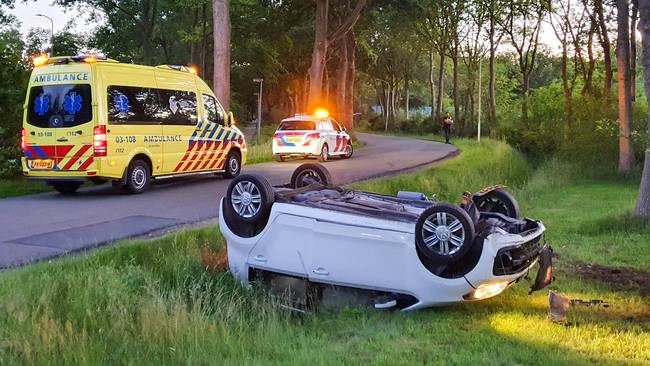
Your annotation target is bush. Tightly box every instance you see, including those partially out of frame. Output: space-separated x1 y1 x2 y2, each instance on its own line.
0 144 21 177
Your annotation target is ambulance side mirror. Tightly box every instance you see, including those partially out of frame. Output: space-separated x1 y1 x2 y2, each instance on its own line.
228 111 237 127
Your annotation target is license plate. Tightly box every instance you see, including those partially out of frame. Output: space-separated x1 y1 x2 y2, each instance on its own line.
287 137 302 142
28 159 54 170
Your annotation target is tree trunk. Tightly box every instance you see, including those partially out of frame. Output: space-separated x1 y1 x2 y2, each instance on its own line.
344 31 356 129
560 36 573 134
617 0 634 174
583 19 596 95
595 0 613 100
405 73 410 121
141 0 158 65
488 28 498 133
201 3 208 76
308 0 329 113
452 52 460 132
631 0 638 101
336 37 348 123
521 67 530 125
212 0 231 110
435 50 445 122
429 48 436 124
635 0 650 216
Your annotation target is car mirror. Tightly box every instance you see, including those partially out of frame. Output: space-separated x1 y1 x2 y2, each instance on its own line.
228 111 237 127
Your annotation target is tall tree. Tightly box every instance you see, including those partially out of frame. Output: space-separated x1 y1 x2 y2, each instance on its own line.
486 0 506 133
616 0 634 174
636 0 650 216
213 0 230 110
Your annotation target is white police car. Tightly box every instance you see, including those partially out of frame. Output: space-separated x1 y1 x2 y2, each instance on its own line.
272 110 353 162
219 164 554 311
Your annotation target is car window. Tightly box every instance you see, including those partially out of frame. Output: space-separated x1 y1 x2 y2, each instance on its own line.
202 95 219 124
108 86 161 125
28 84 92 128
331 120 343 132
322 121 334 130
157 89 198 125
278 120 315 130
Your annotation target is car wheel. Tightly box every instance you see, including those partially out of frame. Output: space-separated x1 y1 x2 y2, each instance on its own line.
472 189 520 219
223 174 275 237
318 144 329 162
415 204 476 264
124 159 151 194
50 181 81 195
274 154 285 162
223 150 242 179
343 142 353 159
290 163 333 188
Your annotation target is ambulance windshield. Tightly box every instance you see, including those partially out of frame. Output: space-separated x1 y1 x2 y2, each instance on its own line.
27 84 92 128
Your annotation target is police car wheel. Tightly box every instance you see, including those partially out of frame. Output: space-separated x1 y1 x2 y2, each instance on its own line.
415 204 475 264
472 189 520 219
50 181 82 195
318 144 329 162
344 142 353 159
290 163 332 188
223 150 241 179
224 174 275 237
125 159 151 194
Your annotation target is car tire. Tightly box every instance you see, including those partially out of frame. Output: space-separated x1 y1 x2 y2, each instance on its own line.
415 204 476 264
343 141 353 159
274 154 285 162
223 150 242 179
318 144 329 162
223 174 275 237
50 181 81 195
124 159 151 194
472 189 520 219
290 163 333 188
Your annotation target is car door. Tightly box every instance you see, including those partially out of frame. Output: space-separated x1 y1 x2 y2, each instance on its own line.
330 120 347 155
320 119 337 153
155 70 201 174
196 93 228 171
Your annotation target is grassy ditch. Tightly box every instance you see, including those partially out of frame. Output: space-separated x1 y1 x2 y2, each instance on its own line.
0 139 648 365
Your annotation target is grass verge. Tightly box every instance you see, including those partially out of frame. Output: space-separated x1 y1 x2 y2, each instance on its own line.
0 139 648 365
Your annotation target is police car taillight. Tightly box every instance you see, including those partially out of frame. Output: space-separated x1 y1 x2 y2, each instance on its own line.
273 133 281 139
93 125 107 156
305 133 320 140
20 128 27 150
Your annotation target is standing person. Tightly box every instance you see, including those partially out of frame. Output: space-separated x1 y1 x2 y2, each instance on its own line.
442 112 454 144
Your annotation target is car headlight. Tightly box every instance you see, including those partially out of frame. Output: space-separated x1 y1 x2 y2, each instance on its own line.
463 281 509 300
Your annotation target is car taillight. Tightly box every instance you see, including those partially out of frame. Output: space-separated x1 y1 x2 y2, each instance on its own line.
20 128 27 150
305 133 320 140
93 125 107 156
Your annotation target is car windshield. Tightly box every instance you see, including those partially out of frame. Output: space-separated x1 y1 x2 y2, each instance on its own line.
278 120 315 131
27 84 93 128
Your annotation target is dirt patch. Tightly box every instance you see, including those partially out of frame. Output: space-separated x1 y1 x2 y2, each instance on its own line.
573 262 650 298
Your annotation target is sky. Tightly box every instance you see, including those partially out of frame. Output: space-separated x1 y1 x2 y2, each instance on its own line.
6 1 563 54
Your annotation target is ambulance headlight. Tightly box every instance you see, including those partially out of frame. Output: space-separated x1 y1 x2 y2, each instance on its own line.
463 281 509 301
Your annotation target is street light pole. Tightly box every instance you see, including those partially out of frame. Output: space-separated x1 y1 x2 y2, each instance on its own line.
35 14 55 56
253 78 264 144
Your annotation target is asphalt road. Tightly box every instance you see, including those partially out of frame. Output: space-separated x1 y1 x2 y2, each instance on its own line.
0 133 457 269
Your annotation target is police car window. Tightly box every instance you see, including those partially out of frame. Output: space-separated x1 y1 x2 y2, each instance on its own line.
108 86 162 125
332 120 342 131
157 89 198 125
278 120 315 130
28 84 92 128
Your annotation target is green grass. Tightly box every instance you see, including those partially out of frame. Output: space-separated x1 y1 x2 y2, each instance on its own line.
0 139 648 365
0 177 52 198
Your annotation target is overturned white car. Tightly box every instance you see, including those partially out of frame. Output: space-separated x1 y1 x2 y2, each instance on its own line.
219 164 553 311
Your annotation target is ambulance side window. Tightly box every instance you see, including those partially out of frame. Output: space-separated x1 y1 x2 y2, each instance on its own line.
157 89 198 126
202 95 223 125
107 86 161 125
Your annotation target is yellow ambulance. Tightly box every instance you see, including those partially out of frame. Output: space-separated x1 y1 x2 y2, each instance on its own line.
21 55 246 194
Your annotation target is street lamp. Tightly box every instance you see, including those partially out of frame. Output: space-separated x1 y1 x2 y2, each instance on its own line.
253 78 264 144
35 14 55 56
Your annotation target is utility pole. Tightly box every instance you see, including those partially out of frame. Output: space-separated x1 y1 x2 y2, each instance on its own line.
477 57 482 142
253 78 264 144
35 14 54 56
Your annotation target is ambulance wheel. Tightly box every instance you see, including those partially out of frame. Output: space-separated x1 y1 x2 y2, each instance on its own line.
124 159 151 194
472 189 520 219
50 181 81 195
274 154 285 162
318 144 329 162
290 163 332 188
223 174 275 237
415 204 475 264
343 142 353 159
223 150 242 179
